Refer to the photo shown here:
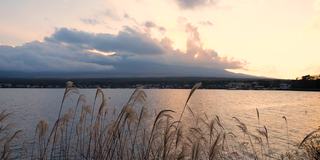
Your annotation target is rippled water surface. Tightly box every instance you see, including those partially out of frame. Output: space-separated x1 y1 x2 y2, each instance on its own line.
0 88 319 151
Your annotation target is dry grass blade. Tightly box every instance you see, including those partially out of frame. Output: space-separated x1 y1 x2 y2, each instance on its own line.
178 82 201 123
185 82 202 107
282 116 287 123
282 116 290 150
0 111 11 122
299 128 320 148
50 81 78 159
36 120 49 138
146 109 175 158
216 115 224 130
4 81 320 160
209 133 221 160
187 105 195 119
233 117 248 133
1 130 22 160
256 108 260 125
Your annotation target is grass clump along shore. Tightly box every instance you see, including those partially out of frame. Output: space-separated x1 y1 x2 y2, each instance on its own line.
1 81 320 160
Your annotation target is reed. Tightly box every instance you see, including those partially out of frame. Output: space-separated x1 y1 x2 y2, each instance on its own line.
299 128 320 160
0 110 22 160
282 115 290 151
1 82 319 159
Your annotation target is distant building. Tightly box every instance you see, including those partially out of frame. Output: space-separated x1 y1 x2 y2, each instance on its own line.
226 82 251 89
279 83 291 90
252 82 264 90
1 83 12 88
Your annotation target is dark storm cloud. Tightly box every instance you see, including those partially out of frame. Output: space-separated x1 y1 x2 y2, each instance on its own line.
46 27 166 55
0 25 246 78
0 41 114 73
176 0 218 9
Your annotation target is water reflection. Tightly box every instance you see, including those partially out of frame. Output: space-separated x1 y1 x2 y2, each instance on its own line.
0 88 319 151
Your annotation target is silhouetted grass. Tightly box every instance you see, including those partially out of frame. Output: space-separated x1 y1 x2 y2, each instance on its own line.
0 110 22 159
299 128 320 160
1 81 320 159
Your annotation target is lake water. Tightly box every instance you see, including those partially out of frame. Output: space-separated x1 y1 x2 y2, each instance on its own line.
0 88 319 152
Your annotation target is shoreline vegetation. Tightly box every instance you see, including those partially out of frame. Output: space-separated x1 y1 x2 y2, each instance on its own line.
0 76 320 91
0 82 319 159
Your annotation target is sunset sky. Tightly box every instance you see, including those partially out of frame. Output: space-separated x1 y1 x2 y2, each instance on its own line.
1 0 320 79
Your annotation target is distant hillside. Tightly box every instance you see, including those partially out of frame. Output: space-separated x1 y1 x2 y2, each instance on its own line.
0 66 259 79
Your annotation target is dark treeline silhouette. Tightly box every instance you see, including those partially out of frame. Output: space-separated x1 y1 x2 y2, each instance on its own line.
291 74 320 91
0 75 320 90
297 74 320 81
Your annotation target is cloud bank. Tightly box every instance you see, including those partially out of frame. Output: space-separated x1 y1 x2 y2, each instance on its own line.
0 24 246 78
175 0 218 9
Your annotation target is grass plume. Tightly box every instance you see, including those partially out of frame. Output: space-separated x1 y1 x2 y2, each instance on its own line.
0 82 319 159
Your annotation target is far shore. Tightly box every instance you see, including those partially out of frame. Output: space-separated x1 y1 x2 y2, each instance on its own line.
1 77 320 91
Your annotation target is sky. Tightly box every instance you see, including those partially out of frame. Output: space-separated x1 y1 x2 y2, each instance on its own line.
1 0 320 79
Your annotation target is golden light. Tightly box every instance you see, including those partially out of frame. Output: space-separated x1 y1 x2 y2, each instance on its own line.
87 49 116 56
194 53 199 59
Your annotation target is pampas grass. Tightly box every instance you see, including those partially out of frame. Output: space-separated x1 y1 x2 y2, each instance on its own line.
299 128 320 160
0 110 22 160
0 81 319 159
